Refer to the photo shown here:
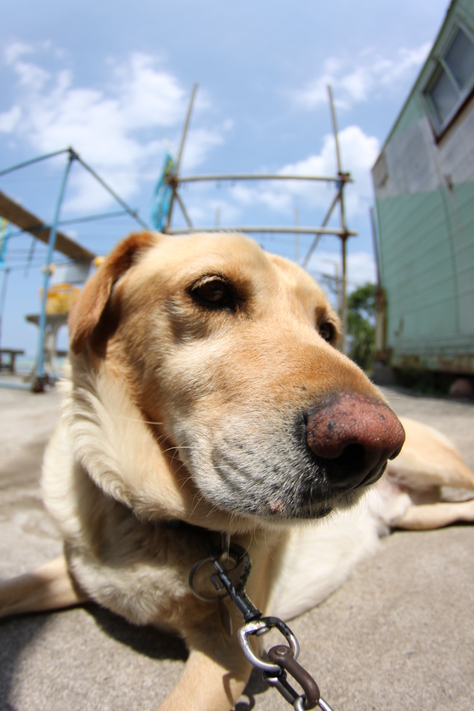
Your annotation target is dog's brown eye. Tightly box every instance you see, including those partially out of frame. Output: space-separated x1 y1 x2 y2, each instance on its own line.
319 321 335 343
192 278 232 307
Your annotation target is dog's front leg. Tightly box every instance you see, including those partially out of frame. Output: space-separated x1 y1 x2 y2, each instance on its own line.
0 555 88 619
158 624 251 711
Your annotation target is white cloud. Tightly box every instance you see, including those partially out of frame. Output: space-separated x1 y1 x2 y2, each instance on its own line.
3 41 52 90
4 41 35 65
0 105 22 132
183 197 241 227
110 53 186 130
230 183 293 214
226 125 379 221
293 42 432 111
180 126 228 173
0 44 227 212
334 126 380 216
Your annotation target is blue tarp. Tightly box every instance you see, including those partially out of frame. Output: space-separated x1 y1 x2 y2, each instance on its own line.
150 149 177 231
0 219 11 268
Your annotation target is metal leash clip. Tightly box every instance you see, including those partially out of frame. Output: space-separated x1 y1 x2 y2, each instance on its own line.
189 540 335 711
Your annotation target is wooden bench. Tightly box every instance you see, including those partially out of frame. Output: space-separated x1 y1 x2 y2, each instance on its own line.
0 348 25 373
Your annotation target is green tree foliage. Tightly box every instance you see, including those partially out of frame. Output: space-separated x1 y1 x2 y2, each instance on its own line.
347 283 376 373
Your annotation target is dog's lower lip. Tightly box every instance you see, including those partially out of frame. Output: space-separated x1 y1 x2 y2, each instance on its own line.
304 502 333 519
266 499 333 519
361 461 387 488
316 505 333 518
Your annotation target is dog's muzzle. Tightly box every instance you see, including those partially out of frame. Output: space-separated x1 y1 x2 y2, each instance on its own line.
193 392 405 523
305 392 406 495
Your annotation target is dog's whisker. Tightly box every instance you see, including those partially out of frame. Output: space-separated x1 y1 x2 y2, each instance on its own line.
176 476 192 494
116 416 165 426
190 492 208 519
171 460 189 481
204 502 220 520
161 445 192 458
262 529 276 561
169 447 185 466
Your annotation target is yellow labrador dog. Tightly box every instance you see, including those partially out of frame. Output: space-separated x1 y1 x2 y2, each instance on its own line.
1 231 474 710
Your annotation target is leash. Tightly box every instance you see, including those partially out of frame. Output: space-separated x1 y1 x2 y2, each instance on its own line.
189 536 335 711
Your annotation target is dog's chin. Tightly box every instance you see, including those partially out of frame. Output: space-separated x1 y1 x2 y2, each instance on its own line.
207 487 363 530
264 502 336 526
261 487 362 524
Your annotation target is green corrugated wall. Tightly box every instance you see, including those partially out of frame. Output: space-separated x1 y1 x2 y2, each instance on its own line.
373 0 474 372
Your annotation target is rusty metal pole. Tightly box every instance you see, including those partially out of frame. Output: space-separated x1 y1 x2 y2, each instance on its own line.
302 185 342 269
328 84 348 352
294 206 299 264
370 206 387 358
165 83 198 232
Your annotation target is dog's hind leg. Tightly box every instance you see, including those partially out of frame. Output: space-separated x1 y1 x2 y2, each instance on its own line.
391 418 474 493
0 555 88 619
391 498 474 530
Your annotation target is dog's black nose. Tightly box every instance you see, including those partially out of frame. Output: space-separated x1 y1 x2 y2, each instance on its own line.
306 392 405 492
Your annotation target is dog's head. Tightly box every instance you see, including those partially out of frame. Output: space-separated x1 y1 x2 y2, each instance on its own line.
68 231 404 530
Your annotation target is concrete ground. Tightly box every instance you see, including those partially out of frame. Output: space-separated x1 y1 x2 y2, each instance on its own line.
0 383 473 711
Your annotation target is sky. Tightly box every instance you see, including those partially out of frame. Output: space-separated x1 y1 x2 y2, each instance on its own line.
0 0 449 358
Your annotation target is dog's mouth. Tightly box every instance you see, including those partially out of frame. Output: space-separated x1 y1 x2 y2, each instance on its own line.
264 460 388 522
267 497 335 520
204 445 371 523
262 471 373 522
177 409 397 525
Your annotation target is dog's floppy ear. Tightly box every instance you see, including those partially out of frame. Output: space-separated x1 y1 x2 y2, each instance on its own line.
69 231 158 354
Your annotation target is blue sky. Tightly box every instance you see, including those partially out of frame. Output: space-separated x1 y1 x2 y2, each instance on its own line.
0 0 449 356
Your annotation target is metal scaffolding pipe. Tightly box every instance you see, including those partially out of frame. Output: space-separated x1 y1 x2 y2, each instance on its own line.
302 187 342 269
165 83 198 232
328 84 349 350
166 225 357 237
0 148 71 178
176 173 353 185
36 152 75 389
174 191 193 228
75 154 149 230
